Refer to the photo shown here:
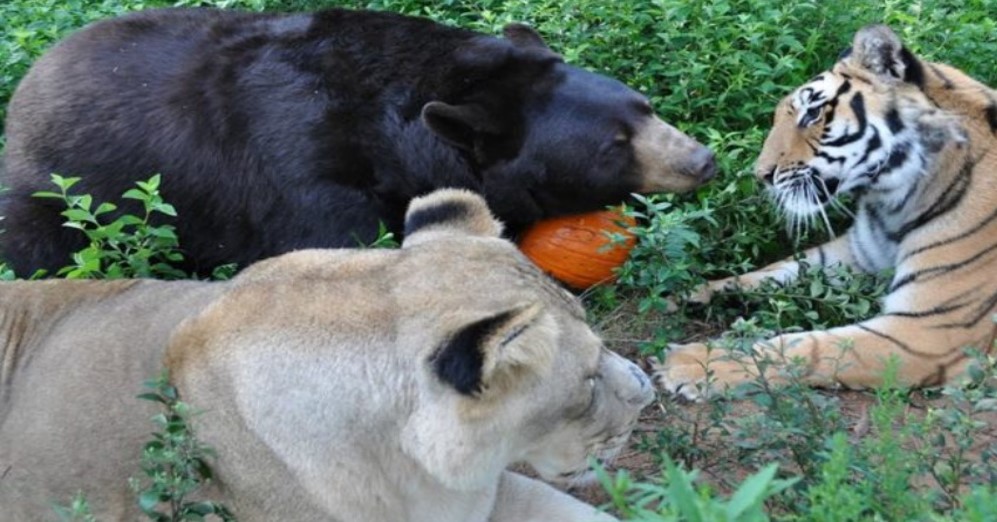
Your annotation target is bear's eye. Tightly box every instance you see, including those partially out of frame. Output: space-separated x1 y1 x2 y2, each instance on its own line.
612 132 630 145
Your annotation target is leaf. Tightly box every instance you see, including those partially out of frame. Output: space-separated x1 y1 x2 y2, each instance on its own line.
664 459 704 522
137 490 163 513
122 188 148 201
137 392 167 404
61 209 96 223
726 463 778 519
184 502 219 516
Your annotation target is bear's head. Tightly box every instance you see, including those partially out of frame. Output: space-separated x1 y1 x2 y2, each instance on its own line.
422 24 716 230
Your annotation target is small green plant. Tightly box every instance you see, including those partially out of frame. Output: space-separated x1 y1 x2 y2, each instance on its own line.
708 261 889 334
598 457 798 521
53 372 234 521
53 491 99 522
617 194 714 316
359 221 400 249
33 174 187 279
131 372 235 522
0 261 14 280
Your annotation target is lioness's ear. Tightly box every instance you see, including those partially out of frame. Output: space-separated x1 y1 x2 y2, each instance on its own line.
850 25 922 85
431 302 557 396
402 188 503 247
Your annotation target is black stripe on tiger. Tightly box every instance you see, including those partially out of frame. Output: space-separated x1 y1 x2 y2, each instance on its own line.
821 79 852 126
927 63 955 90
936 289 997 330
888 158 974 242
986 102 997 134
899 47 925 88
982 88 997 134
404 199 471 237
855 127 883 169
902 205 997 261
884 106 904 133
856 323 946 358
824 93 868 147
890 179 921 214
885 301 969 319
890 241 997 292
870 141 911 184
816 150 846 164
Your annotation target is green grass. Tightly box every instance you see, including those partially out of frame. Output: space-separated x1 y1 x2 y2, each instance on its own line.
2 0 996 520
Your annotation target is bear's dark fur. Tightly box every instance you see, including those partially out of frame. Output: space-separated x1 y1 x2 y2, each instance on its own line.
1 8 714 275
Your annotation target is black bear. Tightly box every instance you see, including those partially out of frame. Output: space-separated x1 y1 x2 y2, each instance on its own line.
1 8 715 275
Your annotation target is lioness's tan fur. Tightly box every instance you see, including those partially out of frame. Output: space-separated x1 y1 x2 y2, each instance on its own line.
0 189 652 521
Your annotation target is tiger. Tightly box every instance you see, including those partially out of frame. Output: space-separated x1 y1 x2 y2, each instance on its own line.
653 24 997 400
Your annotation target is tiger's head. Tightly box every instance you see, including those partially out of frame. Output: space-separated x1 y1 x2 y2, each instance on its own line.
756 25 975 224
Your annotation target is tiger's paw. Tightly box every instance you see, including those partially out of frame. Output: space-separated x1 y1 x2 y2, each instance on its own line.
662 284 715 313
649 342 759 401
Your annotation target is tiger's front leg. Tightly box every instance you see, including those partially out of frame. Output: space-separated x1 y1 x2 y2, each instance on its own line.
653 314 986 401
686 234 858 305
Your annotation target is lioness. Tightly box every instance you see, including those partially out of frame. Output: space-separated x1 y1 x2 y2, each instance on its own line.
0 189 653 521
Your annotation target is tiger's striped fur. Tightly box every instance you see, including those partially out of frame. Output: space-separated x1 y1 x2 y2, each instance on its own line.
655 25 997 399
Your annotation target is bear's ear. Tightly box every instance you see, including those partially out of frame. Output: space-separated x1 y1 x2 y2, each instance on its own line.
421 101 503 152
502 23 552 52
402 188 503 247
430 302 557 397
849 25 922 85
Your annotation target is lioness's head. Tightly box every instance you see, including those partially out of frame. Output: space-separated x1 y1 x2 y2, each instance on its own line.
397 189 655 489
166 188 653 497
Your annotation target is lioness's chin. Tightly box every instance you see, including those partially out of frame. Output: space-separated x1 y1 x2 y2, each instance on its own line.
543 468 599 487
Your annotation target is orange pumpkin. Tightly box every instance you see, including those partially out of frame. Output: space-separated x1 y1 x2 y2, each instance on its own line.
518 209 637 289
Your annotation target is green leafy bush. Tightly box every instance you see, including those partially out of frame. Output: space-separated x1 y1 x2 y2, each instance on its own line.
33 174 187 279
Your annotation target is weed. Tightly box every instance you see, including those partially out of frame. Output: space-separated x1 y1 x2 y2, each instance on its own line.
32 174 187 279
130 372 234 522
53 373 234 522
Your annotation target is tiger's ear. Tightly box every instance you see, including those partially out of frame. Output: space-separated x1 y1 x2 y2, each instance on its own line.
402 188 503 247
850 25 921 84
430 302 557 397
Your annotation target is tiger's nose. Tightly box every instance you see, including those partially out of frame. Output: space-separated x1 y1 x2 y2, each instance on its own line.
758 166 776 185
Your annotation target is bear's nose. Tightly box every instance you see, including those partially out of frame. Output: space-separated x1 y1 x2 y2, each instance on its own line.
690 147 717 182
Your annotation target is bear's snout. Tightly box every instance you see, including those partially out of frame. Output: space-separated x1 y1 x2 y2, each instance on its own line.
632 115 717 194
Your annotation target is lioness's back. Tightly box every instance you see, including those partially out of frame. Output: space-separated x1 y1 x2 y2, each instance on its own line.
0 279 222 519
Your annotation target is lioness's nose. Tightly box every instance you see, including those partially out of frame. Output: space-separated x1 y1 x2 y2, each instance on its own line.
626 362 655 407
